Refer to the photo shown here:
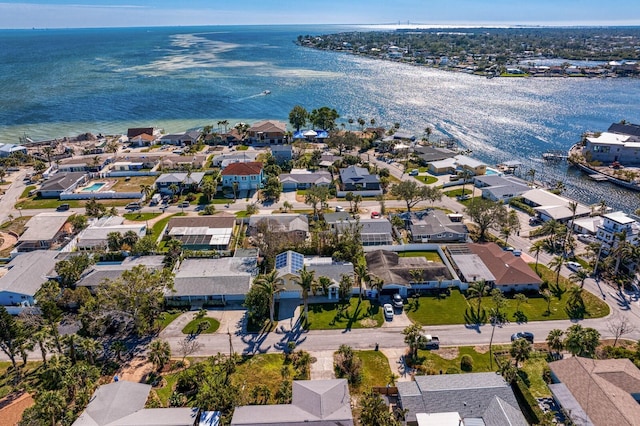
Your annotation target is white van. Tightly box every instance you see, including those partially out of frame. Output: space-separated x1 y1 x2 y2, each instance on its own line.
150 193 162 205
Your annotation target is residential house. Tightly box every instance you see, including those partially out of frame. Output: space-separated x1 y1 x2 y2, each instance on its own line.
161 154 209 170
164 215 236 251
168 255 257 307
274 251 353 299
338 165 381 195
270 144 293 164
38 172 88 198
0 251 59 310
221 162 264 191
365 250 453 297
231 379 353 426
549 356 640 426
401 210 468 243
414 146 456 164
127 127 157 139
160 130 202 146
109 161 145 172
581 122 640 166
0 143 28 157
211 151 260 168
72 381 207 426
75 216 146 251
397 372 528 426
279 170 332 191
331 217 394 246
427 157 457 175
596 211 640 252
248 214 309 243
427 155 487 176
319 154 342 168
455 243 542 292
474 175 530 202
246 120 287 145
155 172 205 195
58 155 110 173
16 212 73 252
77 256 165 293
129 132 158 147
520 188 591 223
572 215 603 236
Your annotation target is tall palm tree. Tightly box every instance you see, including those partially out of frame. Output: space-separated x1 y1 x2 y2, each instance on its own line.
569 267 590 289
353 258 369 300
254 270 284 324
466 280 490 316
78 337 101 365
201 179 216 202
168 183 179 200
546 329 564 358
232 181 239 201
549 255 565 288
526 168 536 186
612 230 634 276
148 339 171 372
140 184 153 202
510 338 532 367
294 266 316 321
111 340 127 362
530 240 545 272
31 328 51 366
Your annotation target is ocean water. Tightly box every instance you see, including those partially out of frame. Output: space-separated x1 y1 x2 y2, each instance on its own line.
1 25 640 211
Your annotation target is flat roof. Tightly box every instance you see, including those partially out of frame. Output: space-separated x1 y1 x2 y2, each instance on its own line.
20 212 72 242
450 253 496 283
604 211 636 225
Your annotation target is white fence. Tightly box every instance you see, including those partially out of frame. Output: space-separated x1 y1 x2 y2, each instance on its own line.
106 171 159 177
337 189 383 197
61 191 143 200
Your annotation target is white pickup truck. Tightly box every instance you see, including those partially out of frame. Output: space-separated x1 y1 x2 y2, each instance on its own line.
420 334 440 350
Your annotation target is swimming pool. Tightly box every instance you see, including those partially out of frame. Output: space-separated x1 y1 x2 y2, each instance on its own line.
82 182 106 192
485 167 502 176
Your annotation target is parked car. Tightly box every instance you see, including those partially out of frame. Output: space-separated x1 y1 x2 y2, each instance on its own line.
409 169 419 176
383 304 394 320
566 261 582 272
370 211 381 219
179 201 190 208
56 203 70 211
125 202 141 210
420 334 440 350
529 217 543 226
392 294 404 309
335 205 344 212
511 331 534 343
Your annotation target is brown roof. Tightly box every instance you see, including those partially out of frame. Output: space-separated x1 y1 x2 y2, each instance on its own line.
127 127 154 138
131 133 156 142
166 215 236 232
549 357 640 426
365 250 452 286
468 243 542 286
248 120 287 134
221 161 263 176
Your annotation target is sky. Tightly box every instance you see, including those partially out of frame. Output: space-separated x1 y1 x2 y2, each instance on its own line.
1 0 640 29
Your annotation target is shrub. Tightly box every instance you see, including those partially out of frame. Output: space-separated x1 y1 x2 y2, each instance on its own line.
460 354 473 372
202 204 216 215
446 367 460 374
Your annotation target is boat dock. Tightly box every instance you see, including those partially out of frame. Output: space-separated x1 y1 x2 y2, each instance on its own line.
589 174 609 181
542 150 568 161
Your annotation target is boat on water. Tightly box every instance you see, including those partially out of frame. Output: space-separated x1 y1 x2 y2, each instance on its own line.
262 90 271 95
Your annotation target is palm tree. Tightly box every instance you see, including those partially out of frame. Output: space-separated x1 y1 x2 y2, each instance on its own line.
254 270 284 324
294 266 316 321
540 288 552 314
548 255 565 288
510 338 532 367
546 329 564 358
459 169 473 197
282 201 293 213
111 340 127 362
37 389 67 426
78 337 101 365
317 276 332 297
31 328 51 366
409 269 424 285
140 184 153 202
466 280 490 316
353 258 369 300
168 183 179 201
201 179 216 202
612 230 634 276
148 339 171 372
530 240 545 272
526 168 536 186
569 267 590 288
232 181 239 201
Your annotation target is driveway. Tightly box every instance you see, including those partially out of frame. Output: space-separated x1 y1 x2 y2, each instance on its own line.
310 350 335 380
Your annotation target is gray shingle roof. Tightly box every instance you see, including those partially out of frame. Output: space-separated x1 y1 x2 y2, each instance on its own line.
0 251 59 297
339 165 380 185
172 257 256 297
39 172 87 192
76 256 165 289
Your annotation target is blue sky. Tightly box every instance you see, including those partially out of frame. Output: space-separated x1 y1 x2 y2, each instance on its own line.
1 0 639 29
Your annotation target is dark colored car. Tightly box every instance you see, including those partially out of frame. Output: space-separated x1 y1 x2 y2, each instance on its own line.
511 332 534 343
392 294 404 309
56 203 70 211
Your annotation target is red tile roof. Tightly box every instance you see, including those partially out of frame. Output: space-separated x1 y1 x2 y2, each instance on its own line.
221 161 263 176
468 243 542 286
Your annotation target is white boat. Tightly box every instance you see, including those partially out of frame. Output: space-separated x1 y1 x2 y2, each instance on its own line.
262 90 271 95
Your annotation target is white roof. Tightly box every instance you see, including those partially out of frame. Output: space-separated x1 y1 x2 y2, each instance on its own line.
303 129 317 137
416 412 462 426
587 132 631 145
604 211 636 225
455 155 486 168
20 212 72 242
429 158 457 169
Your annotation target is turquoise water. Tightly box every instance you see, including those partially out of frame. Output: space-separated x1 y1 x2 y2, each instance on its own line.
1 25 639 211
82 182 106 192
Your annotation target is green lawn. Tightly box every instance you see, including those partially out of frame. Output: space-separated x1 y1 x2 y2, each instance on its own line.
149 214 176 240
0 361 42 400
443 188 473 197
155 310 184 330
181 317 220 334
232 354 299 403
405 280 609 326
235 211 250 218
156 373 179 406
415 346 499 374
306 298 383 330
111 176 157 192
16 197 131 209
413 175 438 184
124 212 161 221
355 350 393 392
520 356 552 398
20 185 36 198
398 251 443 262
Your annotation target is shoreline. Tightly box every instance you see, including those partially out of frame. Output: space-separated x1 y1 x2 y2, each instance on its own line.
568 143 640 193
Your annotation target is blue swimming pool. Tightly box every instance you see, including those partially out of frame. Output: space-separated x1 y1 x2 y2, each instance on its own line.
82 182 106 192
485 168 501 176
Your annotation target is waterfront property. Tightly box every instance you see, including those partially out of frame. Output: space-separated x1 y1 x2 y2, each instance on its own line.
160 130 202 146
427 155 487 176
520 188 591 223
596 211 640 253
582 122 640 166
0 142 27 157
246 120 287 145
474 175 530 202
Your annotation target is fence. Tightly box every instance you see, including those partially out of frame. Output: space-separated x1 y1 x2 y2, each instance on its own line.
60 191 143 200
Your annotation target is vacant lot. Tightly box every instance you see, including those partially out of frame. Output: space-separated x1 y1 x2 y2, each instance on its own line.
111 176 157 192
